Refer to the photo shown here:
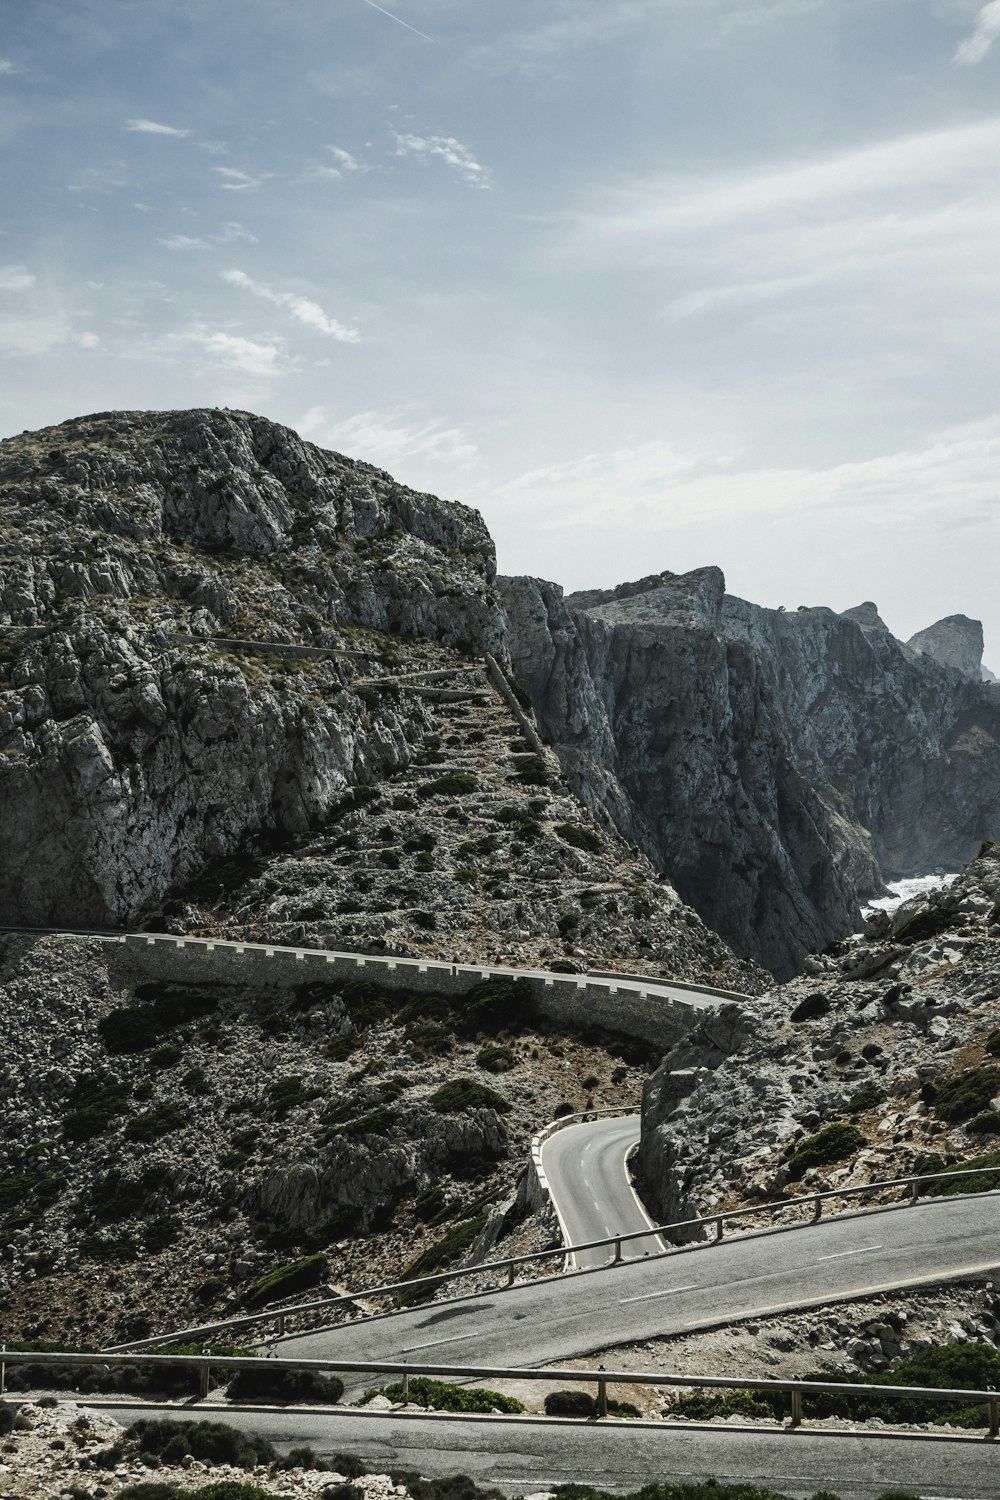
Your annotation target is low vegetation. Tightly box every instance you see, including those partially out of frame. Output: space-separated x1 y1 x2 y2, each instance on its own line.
361 1377 524 1414
784 1122 864 1181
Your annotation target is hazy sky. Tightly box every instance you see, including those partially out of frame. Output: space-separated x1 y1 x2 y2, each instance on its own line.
2 0 999 660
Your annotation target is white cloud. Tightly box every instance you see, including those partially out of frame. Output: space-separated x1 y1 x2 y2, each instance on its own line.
213 167 263 191
159 234 211 251
393 131 492 189
298 406 479 469
576 117 1000 242
177 328 288 377
222 269 360 342
78 332 101 349
219 221 257 243
956 1 1000 62
0 312 73 355
0 264 36 292
328 145 361 171
125 118 190 137
0 59 18 75
494 424 1000 535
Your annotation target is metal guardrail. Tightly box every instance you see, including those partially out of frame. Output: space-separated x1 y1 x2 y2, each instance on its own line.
106 1161 1000 1353
2 1348 999 1435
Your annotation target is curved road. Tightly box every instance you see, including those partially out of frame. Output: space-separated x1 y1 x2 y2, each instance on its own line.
19 929 1000 1493
541 1115 663 1269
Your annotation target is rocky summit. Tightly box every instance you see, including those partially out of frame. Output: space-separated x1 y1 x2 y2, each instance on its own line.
503 568 1000 975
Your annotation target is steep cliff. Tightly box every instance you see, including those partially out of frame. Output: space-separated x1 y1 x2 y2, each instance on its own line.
0 408 502 928
502 570 1000 977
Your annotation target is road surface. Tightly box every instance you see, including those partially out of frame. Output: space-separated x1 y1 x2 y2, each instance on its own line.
96 1400 1000 1499
540 1115 662 1269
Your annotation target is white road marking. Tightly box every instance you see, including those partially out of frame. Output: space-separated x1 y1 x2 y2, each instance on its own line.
619 1284 698 1305
816 1245 883 1261
399 1332 480 1353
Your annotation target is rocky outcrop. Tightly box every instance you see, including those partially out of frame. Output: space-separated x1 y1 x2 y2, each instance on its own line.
501 569 1000 977
907 614 985 681
637 844 1000 1230
0 409 503 928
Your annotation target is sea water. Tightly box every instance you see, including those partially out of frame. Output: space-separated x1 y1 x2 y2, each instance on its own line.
861 871 960 918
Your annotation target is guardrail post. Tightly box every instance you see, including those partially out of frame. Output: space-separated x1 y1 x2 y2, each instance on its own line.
199 1364 210 1399
0 1345 5 1396
402 1369 409 1402
811 1196 822 1223
989 1390 999 1439
910 1179 920 1203
507 1262 517 1286
715 1217 724 1243
276 1314 286 1338
597 1365 608 1419
613 1238 623 1264
789 1385 803 1429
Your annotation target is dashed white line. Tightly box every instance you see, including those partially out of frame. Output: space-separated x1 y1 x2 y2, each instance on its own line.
400 1332 480 1353
816 1245 883 1262
620 1284 698 1305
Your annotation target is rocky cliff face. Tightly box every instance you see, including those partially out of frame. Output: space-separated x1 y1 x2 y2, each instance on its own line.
906 613 985 680
0 409 503 928
637 845 1000 1232
502 569 1000 977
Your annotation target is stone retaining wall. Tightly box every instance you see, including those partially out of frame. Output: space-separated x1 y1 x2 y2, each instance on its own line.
102 933 712 1052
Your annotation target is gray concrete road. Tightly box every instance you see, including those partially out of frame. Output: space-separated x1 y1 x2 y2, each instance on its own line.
95 1401 1000 1498
540 1116 663 1269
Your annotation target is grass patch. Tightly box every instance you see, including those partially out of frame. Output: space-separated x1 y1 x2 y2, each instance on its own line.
226 1365 343 1404
895 907 957 945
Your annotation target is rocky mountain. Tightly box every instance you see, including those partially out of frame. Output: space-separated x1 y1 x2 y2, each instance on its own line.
0 409 762 1348
636 843 1000 1232
502 568 1000 976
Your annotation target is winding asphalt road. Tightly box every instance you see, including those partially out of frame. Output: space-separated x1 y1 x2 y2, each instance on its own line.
540 1114 663 1269
277 1192 1000 1382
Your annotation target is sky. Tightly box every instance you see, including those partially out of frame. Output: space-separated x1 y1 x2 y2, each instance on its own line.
2 0 999 661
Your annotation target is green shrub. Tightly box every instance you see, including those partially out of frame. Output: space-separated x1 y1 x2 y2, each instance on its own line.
242 1253 328 1309
968 1110 1000 1135
511 754 550 786
226 1365 343 1404
62 1076 131 1140
847 1082 886 1113
985 1028 1000 1056
417 773 477 799
785 1121 864 1181
403 1215 488 1280
544 1389 596 1417
555 822 602 853
129 1418 276 1469
671 1388 778 1421
895 907 956 945
494 805 541 838
429 1079 510 1114
790 993 830 1023
918 1151 1000 1197
362 1377 523 1414
795 1341 1000 1426
476 1044 516 1073
266 1075 321 1117
459 976 533 1036
124 1102 187 1142
549 959 579 973
934 1067 1000 1122
99 1006 164 1054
